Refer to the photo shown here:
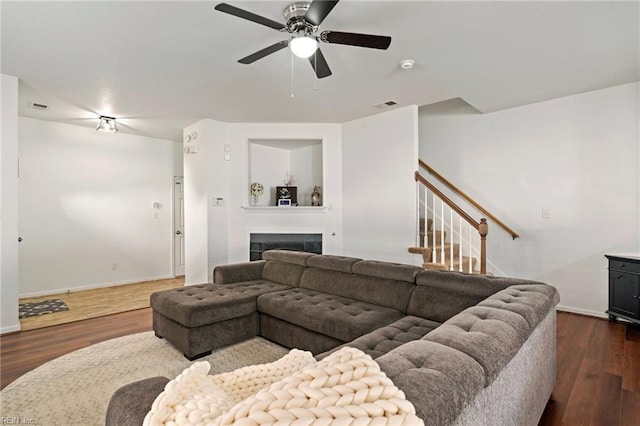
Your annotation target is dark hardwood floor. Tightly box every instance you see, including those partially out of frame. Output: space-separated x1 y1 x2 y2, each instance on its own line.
1 310 639 425
539 312 640 426
1 308 152 389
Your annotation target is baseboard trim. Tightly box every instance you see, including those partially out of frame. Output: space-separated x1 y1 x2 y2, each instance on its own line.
18 275 175 299
557 305 608 319
1 324 21 335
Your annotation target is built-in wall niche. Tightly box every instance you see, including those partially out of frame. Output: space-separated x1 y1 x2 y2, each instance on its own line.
248 139 323 207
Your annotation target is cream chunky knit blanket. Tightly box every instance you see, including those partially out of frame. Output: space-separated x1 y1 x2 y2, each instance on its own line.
144 347 424 426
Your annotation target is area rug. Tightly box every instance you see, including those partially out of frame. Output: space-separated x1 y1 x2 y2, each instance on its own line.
0 333 289 426
18 299 69 318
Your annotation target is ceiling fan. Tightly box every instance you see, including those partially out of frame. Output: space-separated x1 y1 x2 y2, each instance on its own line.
214 0 392 79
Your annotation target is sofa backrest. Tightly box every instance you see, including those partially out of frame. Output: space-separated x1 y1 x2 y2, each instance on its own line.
261 250 313 287
299 258 421 312
407 269 531 322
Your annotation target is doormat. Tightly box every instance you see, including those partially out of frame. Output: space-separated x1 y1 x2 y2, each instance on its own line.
19 299 69 319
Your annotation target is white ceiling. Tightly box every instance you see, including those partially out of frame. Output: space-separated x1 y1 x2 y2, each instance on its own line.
2 1 638 142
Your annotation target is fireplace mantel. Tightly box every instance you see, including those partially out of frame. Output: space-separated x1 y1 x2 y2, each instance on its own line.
241 206 328 213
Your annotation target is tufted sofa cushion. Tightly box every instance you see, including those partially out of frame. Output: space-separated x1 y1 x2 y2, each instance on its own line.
422 284 559 386
151 282 290 328
477 284 560 329
300 267 415 312
375 340 485 426
422 306 531 386
257 288 405 343
316 315 442 360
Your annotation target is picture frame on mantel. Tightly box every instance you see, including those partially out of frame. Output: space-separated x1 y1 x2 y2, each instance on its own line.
276 186 297 206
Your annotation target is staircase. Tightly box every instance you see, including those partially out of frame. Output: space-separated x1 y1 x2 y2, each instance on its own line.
408 218 478 272
409 160 519 275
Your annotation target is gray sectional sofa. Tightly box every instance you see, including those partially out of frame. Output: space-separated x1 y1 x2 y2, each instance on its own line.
107 250 559 426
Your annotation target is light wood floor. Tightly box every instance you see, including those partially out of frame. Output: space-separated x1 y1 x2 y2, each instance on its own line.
18 277 184 331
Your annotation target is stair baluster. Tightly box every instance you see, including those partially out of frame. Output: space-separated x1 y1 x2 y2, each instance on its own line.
468 223 473 273
458 216 463 272
440 201 445 266
449 208 454 271
432 190 436 263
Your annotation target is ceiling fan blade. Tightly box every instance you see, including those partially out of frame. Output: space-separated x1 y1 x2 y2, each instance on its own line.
309 48 332 79
215 3 286 31
305 0 340 27
321 31 391 49
239 41 289 64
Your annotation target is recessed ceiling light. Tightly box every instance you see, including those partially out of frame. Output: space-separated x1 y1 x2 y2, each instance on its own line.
400 59 415 70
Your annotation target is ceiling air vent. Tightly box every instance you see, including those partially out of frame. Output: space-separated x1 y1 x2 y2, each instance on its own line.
29 102 48 111
374 100 398 109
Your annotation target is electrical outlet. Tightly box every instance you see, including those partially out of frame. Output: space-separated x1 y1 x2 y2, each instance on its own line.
111 262 118 270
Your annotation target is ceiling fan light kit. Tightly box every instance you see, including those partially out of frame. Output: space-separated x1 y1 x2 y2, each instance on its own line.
290 34 318 58
96 116 118 133
214 0 391 78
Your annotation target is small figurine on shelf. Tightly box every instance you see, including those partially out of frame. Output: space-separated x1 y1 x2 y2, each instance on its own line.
250 182 264 206
311 185 321 206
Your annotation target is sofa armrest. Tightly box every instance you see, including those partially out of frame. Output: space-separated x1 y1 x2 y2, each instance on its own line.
213 260 266 284
106 376 169 426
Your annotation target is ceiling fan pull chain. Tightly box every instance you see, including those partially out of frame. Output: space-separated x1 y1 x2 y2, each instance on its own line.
314 51 318 91
290 49 295 98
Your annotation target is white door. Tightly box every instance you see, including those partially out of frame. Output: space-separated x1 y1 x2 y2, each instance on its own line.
173 176 185 277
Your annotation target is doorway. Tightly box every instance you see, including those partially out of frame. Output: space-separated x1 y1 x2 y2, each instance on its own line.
173 176 185 277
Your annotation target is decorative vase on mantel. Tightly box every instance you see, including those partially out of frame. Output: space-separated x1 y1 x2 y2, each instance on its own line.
311 186 321 206
250 182 263 206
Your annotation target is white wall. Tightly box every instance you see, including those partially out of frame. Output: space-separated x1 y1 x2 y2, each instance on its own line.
1 74 20 333
183 121 343 282
419 82 640 317
227 123 343 264
342 105 420 264
182 120 226 285
249 143 289 206
291 144 323 206
249 141 323 207
18 118 183 296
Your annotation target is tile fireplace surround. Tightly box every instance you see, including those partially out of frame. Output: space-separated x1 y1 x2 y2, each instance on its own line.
249 233 322 261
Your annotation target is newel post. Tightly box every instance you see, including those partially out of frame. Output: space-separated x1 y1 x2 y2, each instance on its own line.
478 218 488 274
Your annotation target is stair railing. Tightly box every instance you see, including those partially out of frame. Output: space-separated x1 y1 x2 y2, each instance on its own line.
419 159 519 239
415 171 488 274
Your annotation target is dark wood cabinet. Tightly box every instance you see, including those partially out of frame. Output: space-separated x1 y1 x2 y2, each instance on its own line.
606 255 640 324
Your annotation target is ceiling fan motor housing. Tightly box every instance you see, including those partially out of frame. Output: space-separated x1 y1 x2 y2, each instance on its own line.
283 2 316 33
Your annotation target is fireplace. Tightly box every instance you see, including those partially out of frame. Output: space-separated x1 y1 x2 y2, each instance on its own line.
249 233 322 261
